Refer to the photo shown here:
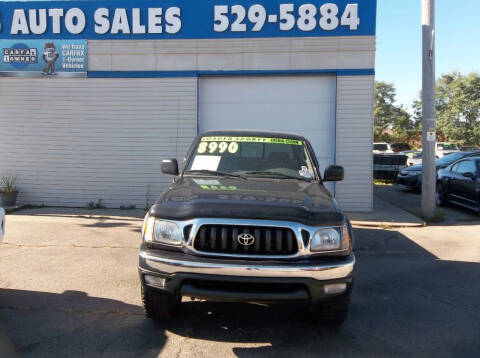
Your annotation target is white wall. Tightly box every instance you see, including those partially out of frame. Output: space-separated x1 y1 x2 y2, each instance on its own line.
0 78 197 208
88 36 375 72
335 75 375 212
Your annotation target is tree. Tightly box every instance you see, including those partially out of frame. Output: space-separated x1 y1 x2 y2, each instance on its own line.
414 72 480 146
436 72 480 146
374 81 416 143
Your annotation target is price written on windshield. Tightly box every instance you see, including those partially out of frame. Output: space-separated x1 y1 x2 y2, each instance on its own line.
198 141 239 154
214 3 360 32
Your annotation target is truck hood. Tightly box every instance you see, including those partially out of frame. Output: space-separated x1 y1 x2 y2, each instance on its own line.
149 176 345 226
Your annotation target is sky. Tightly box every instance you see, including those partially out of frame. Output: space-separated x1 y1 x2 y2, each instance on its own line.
376 0 480 111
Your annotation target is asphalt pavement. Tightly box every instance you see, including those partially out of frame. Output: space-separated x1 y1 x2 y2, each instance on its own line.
375 184 479 224
0 212 479 357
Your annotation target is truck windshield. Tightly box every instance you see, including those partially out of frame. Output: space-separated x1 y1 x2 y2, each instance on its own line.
437 143 459 150
185 136 317 180
374 144 388 151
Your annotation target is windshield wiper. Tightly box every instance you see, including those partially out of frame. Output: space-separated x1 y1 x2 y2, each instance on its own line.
184 170 247 179
244 171 311 181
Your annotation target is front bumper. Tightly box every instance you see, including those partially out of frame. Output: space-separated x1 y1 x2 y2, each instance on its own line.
396 173 421 189
139 246 355 302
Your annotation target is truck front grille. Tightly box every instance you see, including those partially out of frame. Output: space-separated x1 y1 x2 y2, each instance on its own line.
193 225 298 256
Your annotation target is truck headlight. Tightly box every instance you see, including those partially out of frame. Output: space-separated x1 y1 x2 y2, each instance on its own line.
153 220 183 246
142 215 183 246
310 226 350 252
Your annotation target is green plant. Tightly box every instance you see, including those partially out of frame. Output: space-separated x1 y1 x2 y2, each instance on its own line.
1 175 18 193
373 179 395 186
21 204 46 209
86 199 106 210
120 204 136 210
145 184 152 210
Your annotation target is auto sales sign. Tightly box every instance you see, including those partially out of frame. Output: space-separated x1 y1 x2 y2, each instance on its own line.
0 0 376 40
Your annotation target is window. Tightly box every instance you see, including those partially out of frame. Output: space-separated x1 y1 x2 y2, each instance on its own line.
374 144 388 151
457 161 476 175
185 136 316 180
264 143 294 160
239 142 264 158
438 143 459 151
451 161 463 173
391 143 411 152
436 152 467 167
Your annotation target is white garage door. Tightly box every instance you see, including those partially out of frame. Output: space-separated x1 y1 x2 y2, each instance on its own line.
199 75 337 179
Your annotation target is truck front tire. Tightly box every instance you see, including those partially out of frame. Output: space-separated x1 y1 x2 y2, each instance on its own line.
311 293 350 326
141 285 181 321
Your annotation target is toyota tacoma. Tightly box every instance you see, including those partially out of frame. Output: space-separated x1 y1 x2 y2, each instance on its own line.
139 130 355 325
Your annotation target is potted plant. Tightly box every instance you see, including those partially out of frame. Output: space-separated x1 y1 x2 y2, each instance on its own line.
1 175 19 207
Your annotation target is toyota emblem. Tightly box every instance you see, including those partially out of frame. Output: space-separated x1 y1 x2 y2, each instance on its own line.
237 233 255 246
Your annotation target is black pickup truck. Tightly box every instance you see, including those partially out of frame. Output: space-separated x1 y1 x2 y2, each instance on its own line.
139 130 355 325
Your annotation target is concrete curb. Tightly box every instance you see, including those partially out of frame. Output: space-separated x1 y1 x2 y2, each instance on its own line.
347 196 426 229
3 204 25 213
350 220 425 228
7 213 144 222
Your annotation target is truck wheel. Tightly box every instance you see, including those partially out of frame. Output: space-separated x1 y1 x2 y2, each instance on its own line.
311 294 350 326
141 285 180 321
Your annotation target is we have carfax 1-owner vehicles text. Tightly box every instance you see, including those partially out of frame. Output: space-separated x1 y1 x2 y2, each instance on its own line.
139 131 355 325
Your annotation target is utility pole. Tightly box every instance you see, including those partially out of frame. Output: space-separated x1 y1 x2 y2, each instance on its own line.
421 0 436 220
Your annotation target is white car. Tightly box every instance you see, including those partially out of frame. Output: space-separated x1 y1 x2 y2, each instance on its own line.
407 152 422 166
436 142 460 158
0 208 5 243
373 142 394 154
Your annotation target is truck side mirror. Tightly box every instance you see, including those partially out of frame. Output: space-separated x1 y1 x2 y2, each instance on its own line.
324 165 344 182
463 172 476 180
161 159 179 176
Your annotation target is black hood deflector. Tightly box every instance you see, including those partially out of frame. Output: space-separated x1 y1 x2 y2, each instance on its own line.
149 177 345 226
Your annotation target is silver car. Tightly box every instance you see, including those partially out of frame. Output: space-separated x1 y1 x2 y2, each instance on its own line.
0 208 5 243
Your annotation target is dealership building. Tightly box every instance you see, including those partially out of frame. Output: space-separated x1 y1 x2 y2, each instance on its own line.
0 0 376 212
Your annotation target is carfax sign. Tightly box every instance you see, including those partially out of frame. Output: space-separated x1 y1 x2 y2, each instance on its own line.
0 0 376 40
0 39 87 77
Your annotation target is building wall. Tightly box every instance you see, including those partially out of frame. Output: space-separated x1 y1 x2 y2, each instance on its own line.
0 35 375 211
0 77 197 208
86 36 376 211
87 36 375 72
335 75 375 212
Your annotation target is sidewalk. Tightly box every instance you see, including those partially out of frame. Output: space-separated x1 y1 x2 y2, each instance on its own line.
6 206 145 221
348 197 425 228
7 198 425 228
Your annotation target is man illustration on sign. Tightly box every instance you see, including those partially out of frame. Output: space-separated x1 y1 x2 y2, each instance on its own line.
42 42 59 75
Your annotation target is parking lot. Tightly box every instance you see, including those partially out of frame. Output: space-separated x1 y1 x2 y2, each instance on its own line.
1 209 479 357
376 184 479 224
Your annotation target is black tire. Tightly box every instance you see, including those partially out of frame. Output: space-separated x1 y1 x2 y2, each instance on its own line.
141 285 181 321
436 183 448 207
311 294 350 326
